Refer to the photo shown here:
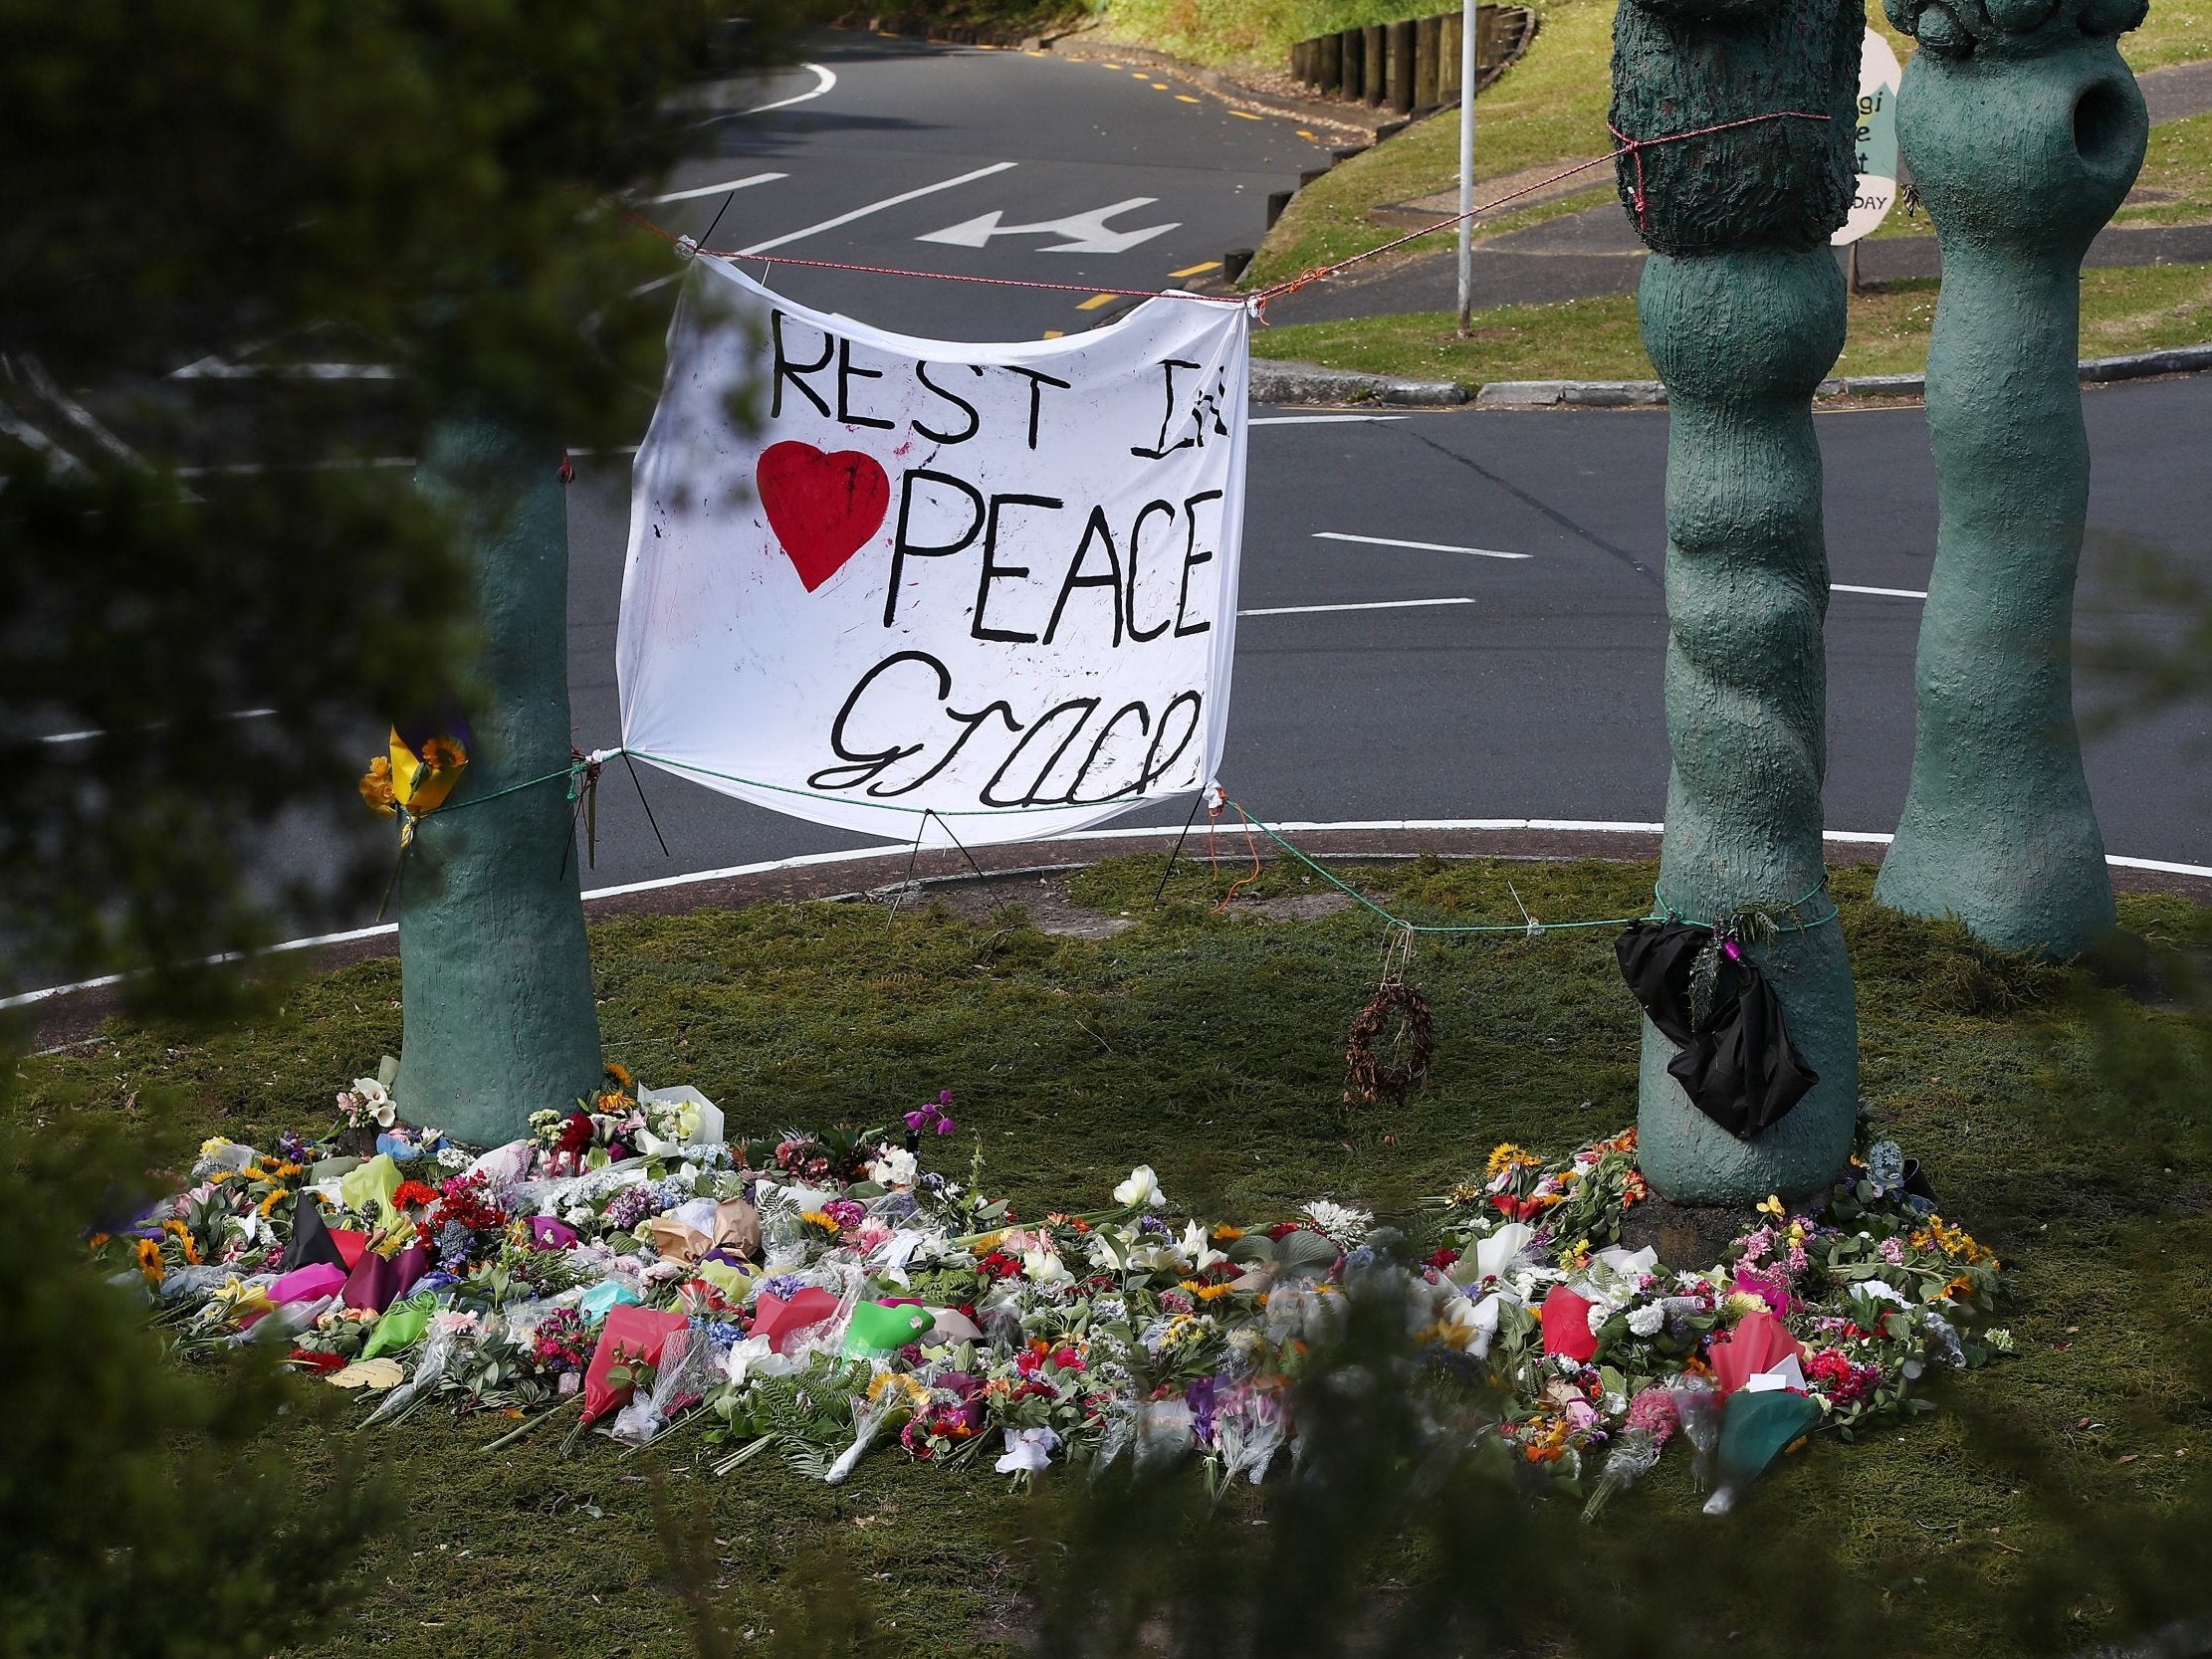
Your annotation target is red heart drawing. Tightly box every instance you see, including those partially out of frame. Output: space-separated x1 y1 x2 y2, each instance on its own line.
757 441 891 592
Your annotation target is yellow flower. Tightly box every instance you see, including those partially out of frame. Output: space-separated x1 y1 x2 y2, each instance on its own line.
1756 1194 1785 1220
867 1370 933 1414
135 1238 165 1284
800 1209 839 1235
1486 1143 1539 1180
199 1137 229 1158
162 1219 201 1265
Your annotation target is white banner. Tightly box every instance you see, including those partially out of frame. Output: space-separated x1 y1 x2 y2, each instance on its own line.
617 257 1249 845
1833 29 1902 247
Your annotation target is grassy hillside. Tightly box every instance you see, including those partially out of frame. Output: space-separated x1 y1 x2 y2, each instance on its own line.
1245 0 2212 289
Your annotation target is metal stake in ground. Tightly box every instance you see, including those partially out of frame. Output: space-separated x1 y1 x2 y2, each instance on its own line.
1873 0 2147 959
1609 0 1864 1203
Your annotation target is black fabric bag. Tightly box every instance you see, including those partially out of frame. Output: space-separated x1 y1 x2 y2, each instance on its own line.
1614 919 1818 1141
280 1191 350 1274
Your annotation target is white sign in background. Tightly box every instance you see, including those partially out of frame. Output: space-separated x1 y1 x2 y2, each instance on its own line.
617 257 1250 845
1834 29 1904 247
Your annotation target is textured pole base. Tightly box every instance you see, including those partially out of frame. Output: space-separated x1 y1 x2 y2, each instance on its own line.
396 417 602 1146
1634 919 1858 1205
1617 1193 1758 1273
1873 37 2142 962
1634 246 1860 1207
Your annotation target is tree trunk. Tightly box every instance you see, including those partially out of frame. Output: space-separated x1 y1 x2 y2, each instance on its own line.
395 416 601 1145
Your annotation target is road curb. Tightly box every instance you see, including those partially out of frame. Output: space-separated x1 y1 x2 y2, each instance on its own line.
1043 33 1388 139
1471 344 2212 408
1249 359 1469 405
1251 341 2212 409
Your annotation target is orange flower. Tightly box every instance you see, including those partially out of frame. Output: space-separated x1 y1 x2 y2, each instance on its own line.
357 755 397 816
418 735 466 772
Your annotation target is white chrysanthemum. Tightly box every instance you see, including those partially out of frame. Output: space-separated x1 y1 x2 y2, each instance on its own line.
1300 1199 1373 1246
1627 1302 1666 1339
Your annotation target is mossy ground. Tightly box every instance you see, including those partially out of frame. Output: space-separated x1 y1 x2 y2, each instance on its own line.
12 855 2212 1657
1249 260 2212 388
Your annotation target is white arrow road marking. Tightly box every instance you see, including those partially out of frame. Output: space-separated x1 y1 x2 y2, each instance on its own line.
917 197 1180 254
1314 531 1530 560
737 161 1018 256
1250 414 1409 426
647 171 786 205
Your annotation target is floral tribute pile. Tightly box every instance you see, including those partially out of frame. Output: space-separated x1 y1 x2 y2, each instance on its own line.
102 1063 2007 1513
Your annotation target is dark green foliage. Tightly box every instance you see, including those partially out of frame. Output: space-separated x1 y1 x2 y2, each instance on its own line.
0 1124 390 1656
0 0 808 1005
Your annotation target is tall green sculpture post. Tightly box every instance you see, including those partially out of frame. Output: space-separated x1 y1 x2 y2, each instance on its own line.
1874 0 2146 958
395 417 602 1145
1612 0 1863 1203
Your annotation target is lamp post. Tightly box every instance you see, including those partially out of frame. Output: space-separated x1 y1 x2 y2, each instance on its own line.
1455 0 1477 334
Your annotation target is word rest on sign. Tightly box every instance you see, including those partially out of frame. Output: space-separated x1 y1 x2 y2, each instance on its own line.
616 256 1250 845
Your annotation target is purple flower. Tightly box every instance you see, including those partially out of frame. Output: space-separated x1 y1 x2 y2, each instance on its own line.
1186 1374 1224 1450
903 1091 958 1139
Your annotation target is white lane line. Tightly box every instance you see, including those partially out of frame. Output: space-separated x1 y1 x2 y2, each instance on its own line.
1315 531 1531 561
34 708 277 745
13 818 2210 1011
696 62 838 124
1833 583 1928 599
737 162 1018 256
1239 597 1474 617
1251 414 1409 426
646 171 786 206
170 358 397 381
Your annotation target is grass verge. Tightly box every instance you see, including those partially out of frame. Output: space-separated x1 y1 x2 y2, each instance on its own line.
1251 259 2212 388
1245 0 2211 288
10 854 2212 1657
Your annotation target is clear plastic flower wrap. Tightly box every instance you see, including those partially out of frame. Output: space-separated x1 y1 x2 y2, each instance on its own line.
1667 1376 1722 1491
362 1318 464 1427
1581 1428 1662 1521
610 1324 722 1446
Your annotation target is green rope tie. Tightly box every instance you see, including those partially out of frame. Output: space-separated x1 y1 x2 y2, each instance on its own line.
395 750 1844 940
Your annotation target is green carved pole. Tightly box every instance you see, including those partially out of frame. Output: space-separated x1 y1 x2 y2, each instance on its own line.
1873 0 2146 957
1611 0 1863 1203
394 417 601 1145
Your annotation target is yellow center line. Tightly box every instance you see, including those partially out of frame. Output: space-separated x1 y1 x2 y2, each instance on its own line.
1131 70 1149 78
1169 261 1221 279
1176 94 1202 104
1076 294 1120 311
1151 82 1170 90
1297 128 1317 139
1041 328 1064 338
1229 109 1262 120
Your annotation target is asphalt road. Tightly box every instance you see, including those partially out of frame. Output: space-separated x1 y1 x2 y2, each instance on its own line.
649 32 1333 340
559 372 2211 900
